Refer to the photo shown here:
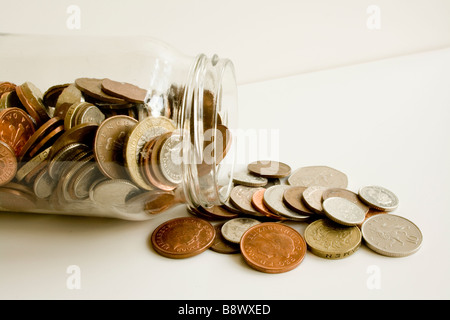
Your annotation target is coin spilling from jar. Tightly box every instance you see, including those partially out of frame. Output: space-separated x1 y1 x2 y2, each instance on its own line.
152 161 422 274
0 79 229 218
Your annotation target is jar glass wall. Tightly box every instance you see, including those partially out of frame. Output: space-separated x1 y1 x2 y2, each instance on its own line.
0 34 237 220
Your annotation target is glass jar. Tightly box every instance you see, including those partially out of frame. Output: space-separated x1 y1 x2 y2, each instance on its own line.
0 34 238 220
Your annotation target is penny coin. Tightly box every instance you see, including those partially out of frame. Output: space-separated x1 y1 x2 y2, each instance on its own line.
28 124 64 159
283 186 315 216
251 188 286 220
288 166 348 188
232 171 268 187
16 82 50 126
362 214 422 257
158 133 183 185
91 179 141 207
358 208 386 228
302 186 328 214
240 222 307 273
210 223 241 254
247 160 291 178
322 188 370 215
323 197 366 226
49 123 98 159
0 82 17 96
151 217 216 259
101 78 147 103
0 107 35 156
0 140 17 186
229 185 265 217
0 187 36 212
304 219 362 259
18 117 62 162
358 185 399 212
221 218 261 244
125 189 178 215
199 205 239 219
125 116 176 190
263 185 310 221
0 91 23 110
75 78 126 104
94 115 138 179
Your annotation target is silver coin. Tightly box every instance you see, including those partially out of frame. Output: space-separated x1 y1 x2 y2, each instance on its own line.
33 169 57 199
362 214 422 257
288 166 348 188
221 218 261 244
358 185 399 211
91 179 141 207
323 197 366 226
71 162 104 200
263 185 310 221
79 105 105 125
159 133 183 185
232 171 268 187
229 185 265 216
302 186 328 214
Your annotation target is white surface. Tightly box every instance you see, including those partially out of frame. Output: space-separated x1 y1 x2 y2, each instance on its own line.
1 48 450 299
1 0 450 84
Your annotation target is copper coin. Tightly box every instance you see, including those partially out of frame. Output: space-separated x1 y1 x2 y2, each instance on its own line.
0 91 23 110
251 188 286 220
75 78 126 104
16 82 50 127
18 117 62 162
151 217 216 259
357 208 387 229
126 190 178 215
283 186 315 216
0 107 35 156
0 140 17 186
49 123 98 159
247 160 291 178
101 78 147 103
198 205 239 219
28 124 64 159
0 187 36 212
322 188 370 215
140 138 161 188
210 223 240 254
94 115 138 179
240 222 307 274
0 82 17 96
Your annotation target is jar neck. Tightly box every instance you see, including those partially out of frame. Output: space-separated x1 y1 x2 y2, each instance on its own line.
180 54 238 210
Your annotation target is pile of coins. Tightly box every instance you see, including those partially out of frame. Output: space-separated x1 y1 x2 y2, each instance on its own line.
0 79 192 217
151 161 423 273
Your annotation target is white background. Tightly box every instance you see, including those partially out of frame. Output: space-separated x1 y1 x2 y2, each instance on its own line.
1 0 449 300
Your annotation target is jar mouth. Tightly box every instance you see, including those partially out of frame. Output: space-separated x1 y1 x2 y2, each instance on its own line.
181 54 238 209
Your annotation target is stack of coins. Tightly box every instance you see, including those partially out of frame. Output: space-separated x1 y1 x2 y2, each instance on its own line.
0 79 224 217
151 160 422 273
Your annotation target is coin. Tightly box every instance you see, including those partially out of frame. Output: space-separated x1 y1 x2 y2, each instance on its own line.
0 187 36 212
49 123 98 159
75 78 126 104
94 115 138 179
221 218 261 244
125 116 176 190
0 82 17 96
55 84 82 109
323 197 366 226
18 117 62 162
302 186 328 214
0 140 17 186
47 143 89 180
16 82 50 126
361 214 422 257
151 217 216 259
199 205 239 219
304 219 362 259
322 188 370 215
158 133 183 185
43 83 70 109
0 107 35 156
15 147 51 182
232 171 268 187
150 132 178 190
70 162 103 200
78 104 105 126
101 78 147 104
251 188 286 220
240 222 307 273
263 185 310 221
125 189 178 215
91 179 141 207
33 169 57 199
210 223 241 254
247 160 291 178
229 185 265 216
0 91 23 110
283 186 315 216
288 166 348 188
358 185 399 211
